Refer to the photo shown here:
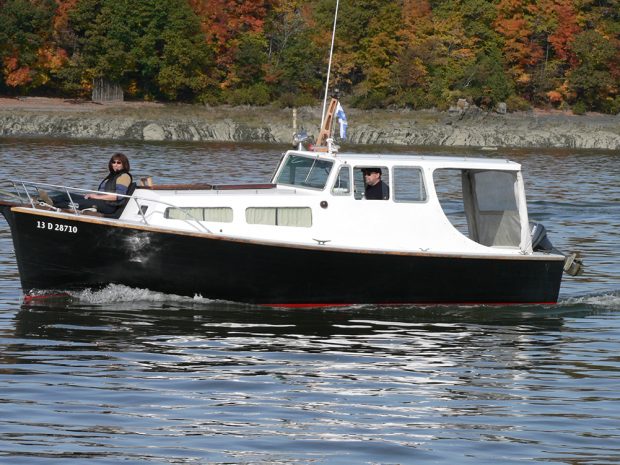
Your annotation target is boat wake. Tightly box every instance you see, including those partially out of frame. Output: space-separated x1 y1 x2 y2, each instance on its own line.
68 284 216 304
23 284 219 305
559 291 620 310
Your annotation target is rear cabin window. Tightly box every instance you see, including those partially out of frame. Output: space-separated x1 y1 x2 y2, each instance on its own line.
246 207 312 227
393 167 426 202
354 166 390 200
165 207 233 223
274 155 333 189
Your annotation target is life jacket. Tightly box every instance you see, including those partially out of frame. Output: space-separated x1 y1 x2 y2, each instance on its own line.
99 171 133 206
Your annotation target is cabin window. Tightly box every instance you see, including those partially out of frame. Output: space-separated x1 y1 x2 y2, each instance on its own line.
331 166 351 196
274 154 333 190
164 207 233 223
246 207 312 227
393 167 426 202
434 169 522 247
353 166 390 200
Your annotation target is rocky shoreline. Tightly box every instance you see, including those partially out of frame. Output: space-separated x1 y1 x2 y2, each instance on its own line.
0 97 618 150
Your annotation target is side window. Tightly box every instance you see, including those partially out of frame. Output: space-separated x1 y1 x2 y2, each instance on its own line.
165 207 233 222
246 207 312 227
394 167 427 202
331 166 351 196
354 166 390 200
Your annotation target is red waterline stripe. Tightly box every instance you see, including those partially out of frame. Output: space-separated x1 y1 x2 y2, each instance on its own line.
263 301 558 308
23 293 72 304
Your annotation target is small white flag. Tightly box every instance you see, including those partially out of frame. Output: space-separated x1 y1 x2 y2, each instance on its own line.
335 102 348 140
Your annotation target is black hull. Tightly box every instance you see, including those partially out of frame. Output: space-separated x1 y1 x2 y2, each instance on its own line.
2 208 565 306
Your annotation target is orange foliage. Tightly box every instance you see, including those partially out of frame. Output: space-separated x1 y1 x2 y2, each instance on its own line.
547 0 581 63
3 56 32 86
516 73 531 84
2 47 68 87
3 56 19 73
402 0 431 24
188 0 270 67
495 0 544 82
546 90 563 103
401 0 433 41
53 0 80 33
38 46 68 71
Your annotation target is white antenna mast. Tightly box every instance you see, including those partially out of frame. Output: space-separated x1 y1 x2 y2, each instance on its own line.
319 0 340 132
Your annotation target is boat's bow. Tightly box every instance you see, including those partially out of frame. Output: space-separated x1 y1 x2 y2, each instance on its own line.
0 198 22 228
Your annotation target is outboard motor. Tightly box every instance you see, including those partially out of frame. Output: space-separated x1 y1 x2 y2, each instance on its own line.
530 222 555 252
530 222 583 276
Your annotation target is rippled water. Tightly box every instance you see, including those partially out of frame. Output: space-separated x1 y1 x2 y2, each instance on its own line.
0 138 619 464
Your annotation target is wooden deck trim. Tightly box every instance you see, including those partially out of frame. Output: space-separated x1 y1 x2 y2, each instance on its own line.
142 183 276 191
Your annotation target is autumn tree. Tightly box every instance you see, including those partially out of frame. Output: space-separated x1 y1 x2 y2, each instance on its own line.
188 0 273 103
0 0 58 91
394 0 482 109
0 0 616 112
389 0 433 108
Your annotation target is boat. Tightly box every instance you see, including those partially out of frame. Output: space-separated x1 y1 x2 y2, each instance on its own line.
0 1 582 307
0 121 582 306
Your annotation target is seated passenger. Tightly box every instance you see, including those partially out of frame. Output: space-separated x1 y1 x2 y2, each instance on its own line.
42 153 133 215
362 167 389 200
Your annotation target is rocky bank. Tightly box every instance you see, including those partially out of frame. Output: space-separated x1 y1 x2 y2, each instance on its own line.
0 97 618 150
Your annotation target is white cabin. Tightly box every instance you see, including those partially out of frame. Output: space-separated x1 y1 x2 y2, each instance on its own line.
119 150 534 257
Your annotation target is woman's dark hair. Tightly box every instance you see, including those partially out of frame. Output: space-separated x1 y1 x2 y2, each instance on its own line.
108 152 130 173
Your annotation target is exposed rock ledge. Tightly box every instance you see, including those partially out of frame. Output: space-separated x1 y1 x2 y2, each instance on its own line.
0 97 618 150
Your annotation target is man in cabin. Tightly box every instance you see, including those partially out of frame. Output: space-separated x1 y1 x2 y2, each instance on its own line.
362 168 389 200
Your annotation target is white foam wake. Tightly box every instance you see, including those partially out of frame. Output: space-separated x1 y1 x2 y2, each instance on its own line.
68 284 213 305
560 291 620 309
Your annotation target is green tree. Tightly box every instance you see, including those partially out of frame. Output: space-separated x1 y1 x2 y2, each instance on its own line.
66 0 214 100
312 0 398 103
226 32 271 105
462 46 513 108
264 2 324 105
568 30 619 113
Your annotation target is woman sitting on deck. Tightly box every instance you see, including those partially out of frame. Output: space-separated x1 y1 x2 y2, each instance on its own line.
40 152 133 216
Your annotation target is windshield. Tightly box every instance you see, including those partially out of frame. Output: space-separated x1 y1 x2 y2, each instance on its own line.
274 155 334 189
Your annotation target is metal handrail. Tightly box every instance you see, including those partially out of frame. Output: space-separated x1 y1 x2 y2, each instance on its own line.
9 180 213 234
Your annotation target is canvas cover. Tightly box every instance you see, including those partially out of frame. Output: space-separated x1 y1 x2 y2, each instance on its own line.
462 170 532 253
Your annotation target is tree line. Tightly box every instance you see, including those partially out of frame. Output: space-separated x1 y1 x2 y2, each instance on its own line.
0 0 618 114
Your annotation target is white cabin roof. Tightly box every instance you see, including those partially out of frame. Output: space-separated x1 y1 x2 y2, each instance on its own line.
291 150 522 172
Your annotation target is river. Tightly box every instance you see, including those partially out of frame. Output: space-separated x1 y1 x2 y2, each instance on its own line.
0 138 619 464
